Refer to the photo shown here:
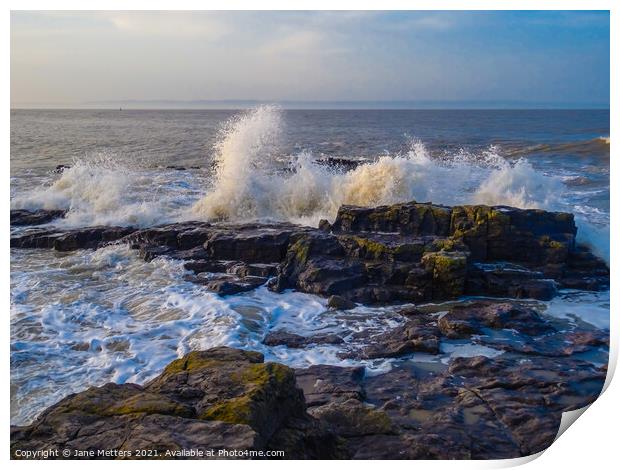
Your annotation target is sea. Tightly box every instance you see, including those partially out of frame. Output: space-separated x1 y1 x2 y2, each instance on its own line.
10 107 610 425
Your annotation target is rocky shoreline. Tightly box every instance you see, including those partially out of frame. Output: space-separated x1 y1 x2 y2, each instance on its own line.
10 201 609 303
10 200 609 459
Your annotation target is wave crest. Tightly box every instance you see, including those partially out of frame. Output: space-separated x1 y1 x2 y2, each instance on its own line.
191 106 563 225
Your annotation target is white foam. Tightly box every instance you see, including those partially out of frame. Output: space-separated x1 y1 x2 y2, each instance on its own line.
10 247 406 424
472 158 563 209
11 157 204 228
543 290 610 330
10 106 608 260
439 342 504 363
191 106 569 227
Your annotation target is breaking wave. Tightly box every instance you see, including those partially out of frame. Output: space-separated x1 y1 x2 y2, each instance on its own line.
10 156 200 228
10 106 608 261
191 106 565 225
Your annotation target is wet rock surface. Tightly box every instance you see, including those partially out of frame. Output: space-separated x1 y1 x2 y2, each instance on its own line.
11 285 608 460
11 201 609 304
11 226 137 250
10 201 609 459
10 347 341 459
294 342 605 459
263 331 344 349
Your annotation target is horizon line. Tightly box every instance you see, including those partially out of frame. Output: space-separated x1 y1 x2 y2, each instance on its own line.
11 98 611 110
11 102 611 113
11 107 611 111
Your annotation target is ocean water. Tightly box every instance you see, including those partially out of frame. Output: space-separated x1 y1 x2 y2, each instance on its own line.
10 107 610 425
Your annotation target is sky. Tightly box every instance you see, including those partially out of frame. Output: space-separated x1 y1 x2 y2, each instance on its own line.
10 10 610 108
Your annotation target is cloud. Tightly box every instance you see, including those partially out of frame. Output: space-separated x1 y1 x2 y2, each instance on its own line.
409 15 455 31
10 11 610 106
107 11 230 39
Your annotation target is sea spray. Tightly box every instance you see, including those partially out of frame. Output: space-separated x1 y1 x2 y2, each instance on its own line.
191 105 284 220
191 106 568 225
472 158 564 209
10 106 608 260
10 156 201 228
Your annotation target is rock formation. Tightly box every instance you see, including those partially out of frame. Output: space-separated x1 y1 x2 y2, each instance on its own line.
10 200 609 459
11 201 609 303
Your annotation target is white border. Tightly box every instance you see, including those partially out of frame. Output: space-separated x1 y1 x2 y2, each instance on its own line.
3 1 616 468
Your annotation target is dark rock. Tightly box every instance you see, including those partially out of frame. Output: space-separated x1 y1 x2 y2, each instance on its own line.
476 329 610 357
54 227 137 251
11 226 136 250
355 299 605 361
123 222 212 251
191 274 267 296
331 202 452 236
10 209 66 226
263 331 308 348
295 365 366 407
140 245 174 262
327 295 356 310
361 317 441 358
437 302 554 338
53 164 71 173
308 399 395 437
421 251 467 298
450 205 576 263
10 229 63 249
315 157 361 171
10 337 608 460
263 331 343 349
318 219 332 232
202 224 301 264
466 263 557 300
184 259 239 274
10 201 608 305
11 347 339 459
228 263 279 278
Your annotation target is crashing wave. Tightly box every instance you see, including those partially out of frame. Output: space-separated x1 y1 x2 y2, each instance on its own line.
10 106 608 261
190 106 565 225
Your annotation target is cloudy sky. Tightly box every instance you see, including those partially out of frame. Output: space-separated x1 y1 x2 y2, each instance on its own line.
11 10 610 108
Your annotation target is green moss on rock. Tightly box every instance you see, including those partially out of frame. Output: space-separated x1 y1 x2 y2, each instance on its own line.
199 395 254 424
107 393 194 418
422 251 468 299
237 362 293 386
350 236 392 260
310 399 395 437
